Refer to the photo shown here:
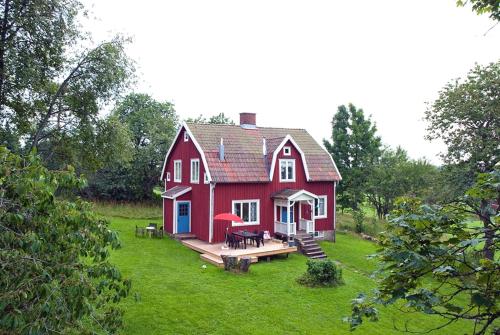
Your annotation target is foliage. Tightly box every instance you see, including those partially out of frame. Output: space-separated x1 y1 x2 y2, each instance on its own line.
366 147 438 218
297 259 344 287
86 93 178 201
457 0 500 21
425 61 499 171
346 168 500 335
185 112 235 124
353 210 365 233
0 147 130 334
324 104 382 211
0 0 134 172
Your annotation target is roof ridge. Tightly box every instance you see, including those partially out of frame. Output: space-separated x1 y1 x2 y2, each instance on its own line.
186 122 307 131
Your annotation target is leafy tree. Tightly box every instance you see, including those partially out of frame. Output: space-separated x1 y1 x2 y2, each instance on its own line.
457 0 500 21
425 61 499 259
366 147 438 219
346 168 500 334
185 112 235 124
0 147 130 334
86 93 178 201
0 0 134 171
324 104 381 211
425 61 499 172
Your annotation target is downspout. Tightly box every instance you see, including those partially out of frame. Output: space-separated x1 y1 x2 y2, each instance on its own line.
209 182 216 243
333 181 337 243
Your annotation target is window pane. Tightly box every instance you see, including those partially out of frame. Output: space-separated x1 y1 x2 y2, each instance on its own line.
234 203 241 218
250 202 257 222
242 203 249 222
287 162 293 180
281 206 287 223
290 207 294 223
314 199 319 216
281 161 286 180
319 198 325 216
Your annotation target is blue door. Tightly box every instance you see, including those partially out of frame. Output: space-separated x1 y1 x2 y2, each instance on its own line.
177 202 190 233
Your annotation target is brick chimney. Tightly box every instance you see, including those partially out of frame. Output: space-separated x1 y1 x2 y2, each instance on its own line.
240 113 256 129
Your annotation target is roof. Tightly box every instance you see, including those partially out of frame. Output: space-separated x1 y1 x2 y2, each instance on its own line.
183 123 341 183
162 186 192 199
272 188 319 201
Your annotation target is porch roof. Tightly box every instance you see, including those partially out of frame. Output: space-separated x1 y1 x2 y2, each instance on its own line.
162 185 192 199
271 188 318 202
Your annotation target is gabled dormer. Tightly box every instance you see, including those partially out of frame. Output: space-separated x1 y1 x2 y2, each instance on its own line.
268 135 310 183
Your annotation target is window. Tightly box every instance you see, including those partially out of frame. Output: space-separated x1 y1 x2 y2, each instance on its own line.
190 159 200 183
174 160 182 182
204 173 209 184
279 206 294 223
184 131 189 142
314 195 327 218
166 172 171 181
279 159 295 182
232 200 259 226
283 146 291 156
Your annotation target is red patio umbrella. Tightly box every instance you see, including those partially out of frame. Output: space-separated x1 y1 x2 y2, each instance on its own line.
214 213 243 223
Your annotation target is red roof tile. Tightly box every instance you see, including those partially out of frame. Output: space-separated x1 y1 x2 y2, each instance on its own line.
187 123 341 183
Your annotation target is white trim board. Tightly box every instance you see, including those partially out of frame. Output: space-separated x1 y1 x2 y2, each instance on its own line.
160 122 212 182
269 135 310 182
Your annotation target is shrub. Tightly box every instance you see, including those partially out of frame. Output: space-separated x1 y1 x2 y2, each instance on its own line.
297 259 344 287
353 210 365 233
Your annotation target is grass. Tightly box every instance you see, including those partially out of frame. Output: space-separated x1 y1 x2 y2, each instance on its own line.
92 200 162 219
101 204 475 335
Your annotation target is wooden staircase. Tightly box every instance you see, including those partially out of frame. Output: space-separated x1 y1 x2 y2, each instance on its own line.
294 232 327 259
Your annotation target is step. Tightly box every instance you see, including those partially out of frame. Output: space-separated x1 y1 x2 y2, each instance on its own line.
309 254 327 259
174 233 197 240
200 253 224 267
301 242 318 247
305 250 325 256
303 246 322 252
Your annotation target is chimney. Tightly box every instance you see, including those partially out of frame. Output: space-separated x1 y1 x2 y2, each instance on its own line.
219 138 225 161
240 113 256 129
262 138 267 155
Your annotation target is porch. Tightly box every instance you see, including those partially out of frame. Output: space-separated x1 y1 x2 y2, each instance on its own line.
273 189 317 237
182 239 297 267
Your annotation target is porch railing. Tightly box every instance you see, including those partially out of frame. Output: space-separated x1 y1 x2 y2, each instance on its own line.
275 221 296 236
299 219 314 234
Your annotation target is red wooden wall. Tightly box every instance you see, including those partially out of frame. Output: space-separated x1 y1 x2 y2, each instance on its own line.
162 128 210 241
212 140 335 243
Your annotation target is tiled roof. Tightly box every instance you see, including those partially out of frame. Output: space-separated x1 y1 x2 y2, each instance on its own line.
187 123 341 183
162 185 192 199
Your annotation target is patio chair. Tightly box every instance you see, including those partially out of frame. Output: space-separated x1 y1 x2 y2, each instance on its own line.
135 225 146 237
154 227 164 239
230 234 241 249
256 231 265 247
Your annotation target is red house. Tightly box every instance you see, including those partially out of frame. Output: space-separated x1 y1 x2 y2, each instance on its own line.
160 113 341 243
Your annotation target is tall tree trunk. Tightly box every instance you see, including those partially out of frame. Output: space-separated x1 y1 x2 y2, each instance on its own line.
0 0 11 108
480 200 495 260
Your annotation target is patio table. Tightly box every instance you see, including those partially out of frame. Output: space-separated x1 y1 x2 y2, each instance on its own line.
145 226 156 238
233 231 259 249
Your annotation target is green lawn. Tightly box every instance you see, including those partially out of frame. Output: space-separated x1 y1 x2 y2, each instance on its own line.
106 215 473 335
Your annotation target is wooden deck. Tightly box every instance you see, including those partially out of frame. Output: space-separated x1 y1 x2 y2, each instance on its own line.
182 239 298 267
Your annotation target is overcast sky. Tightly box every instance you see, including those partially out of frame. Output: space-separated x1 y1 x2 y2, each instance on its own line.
82 0 499 164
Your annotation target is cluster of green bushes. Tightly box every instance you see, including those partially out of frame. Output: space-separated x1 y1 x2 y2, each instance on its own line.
297 259 344 287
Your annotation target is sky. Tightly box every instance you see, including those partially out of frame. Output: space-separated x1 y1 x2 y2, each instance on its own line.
81 0 499 164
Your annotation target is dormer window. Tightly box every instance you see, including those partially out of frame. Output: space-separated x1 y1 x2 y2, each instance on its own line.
184 131 189 142
283 146 291 156
166 172 171 181
190 159 200 183
174 160 182 182
279 159 295 182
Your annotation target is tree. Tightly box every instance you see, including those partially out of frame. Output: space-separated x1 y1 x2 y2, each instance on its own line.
86 93 178 201
425 61 499 172
366 147 438 219
0 147 130 334
425 61 499 260
457 0 500 22
346 167 499 334
0 0 134 171
324 104 381 211
185 112 235 125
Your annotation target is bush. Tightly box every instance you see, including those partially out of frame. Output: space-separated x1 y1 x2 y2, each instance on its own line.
297 259 344 287
353 210 365 233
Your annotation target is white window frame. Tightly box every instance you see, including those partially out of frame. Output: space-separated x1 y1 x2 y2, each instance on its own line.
279 159 296 182
314 195 327 219
231 199 260 226
174 160 182 182
204 173 209 184
190 159 200 184
166 172 171 181
283 146 291 156
184 131 189 142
